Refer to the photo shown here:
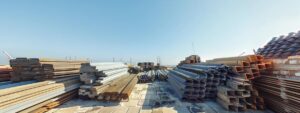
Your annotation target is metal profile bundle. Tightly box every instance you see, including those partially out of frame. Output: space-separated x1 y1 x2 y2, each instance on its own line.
178 64 228 98
0 77 81 113
204 55 268 110
155 69 168 81
137 69 168 83
167 68 207 102
257 31 300 58
79 62 128 85
0 65 12 82
9 58 87 82
253 57 300 113
178 55 201 65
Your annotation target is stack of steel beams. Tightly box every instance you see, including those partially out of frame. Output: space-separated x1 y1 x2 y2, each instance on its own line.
206 55 269 110
178 64 228 99
254 56 300 113
178 55 201 65
0 65 12 82
167 68 207 102
78 62 137 101
137 70 155 83
0 77 80 113
155 69 168 81
9 58 87 82
257 31 300 58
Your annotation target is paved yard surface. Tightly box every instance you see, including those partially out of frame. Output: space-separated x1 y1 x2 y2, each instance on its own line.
47 81 273 113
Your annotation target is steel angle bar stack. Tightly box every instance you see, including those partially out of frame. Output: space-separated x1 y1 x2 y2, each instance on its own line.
253 56 300 113
0 77 80 113
10 58 87 82
0 65 12 82
155 69 168 81
257 31 300 59
205 55 268 110
137 71 155 83
178 55 201 65
167 68 207 102
79 62 137 101
178 64 228 99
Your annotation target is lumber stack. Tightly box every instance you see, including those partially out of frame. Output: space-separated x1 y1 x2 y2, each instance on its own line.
253 56 300 113
257 31 300 58
178 55 201 65
177 64 228 99
168 68 208 102
10 58 87 82
0 65 12 82
0 76 81 113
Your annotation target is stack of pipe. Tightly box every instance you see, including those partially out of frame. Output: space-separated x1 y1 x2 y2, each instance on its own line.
253 56 300 113
9 58 87 82
206 55 269 111
167 68 207 102
0 65 12 82
178 55 201 65
0 76 80 113
257 31 300 58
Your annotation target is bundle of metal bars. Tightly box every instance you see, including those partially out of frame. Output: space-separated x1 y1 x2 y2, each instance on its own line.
0 76 80 113
178 55 201 65
137 70 155 83
253 56 300 113
0 65 12 82
78 62 137 101
79 74 138 101
206 55 269 111
155 69 169 81
10 58 87 82
257 31 300 58
79 62 128 85
167 67 208 102
177 64 228 99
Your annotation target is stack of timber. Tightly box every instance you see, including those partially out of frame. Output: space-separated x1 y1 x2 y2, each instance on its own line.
0 65 12 82
206 55 268 111
178 55 201 65
10 58 87 82
257 31 300 58
168 68 208 102
79 62 138 101
253 56 300 113
0 76 80 113
178 64 228 99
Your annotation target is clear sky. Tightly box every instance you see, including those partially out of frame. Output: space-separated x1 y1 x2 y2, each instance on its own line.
1 0 300 65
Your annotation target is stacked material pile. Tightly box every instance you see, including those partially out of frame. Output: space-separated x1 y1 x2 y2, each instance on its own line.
0 65 12 82
137 70 155 83
0 77 80 113
206 55 269 111
137 69 168 83
177 64 228 99
168 68 208 102
137 62 154 71
178 55 201 65
79 62 137 101
10 58 87 82
254 56 300 113
257 31 300 58
155 69 169 81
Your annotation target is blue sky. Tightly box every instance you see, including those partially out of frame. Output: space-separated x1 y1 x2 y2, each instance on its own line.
1 0 300 65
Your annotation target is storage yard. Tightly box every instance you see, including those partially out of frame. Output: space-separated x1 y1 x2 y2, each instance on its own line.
0 30 300 113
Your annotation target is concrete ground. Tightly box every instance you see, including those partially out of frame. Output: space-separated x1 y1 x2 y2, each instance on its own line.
47 81 274 113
